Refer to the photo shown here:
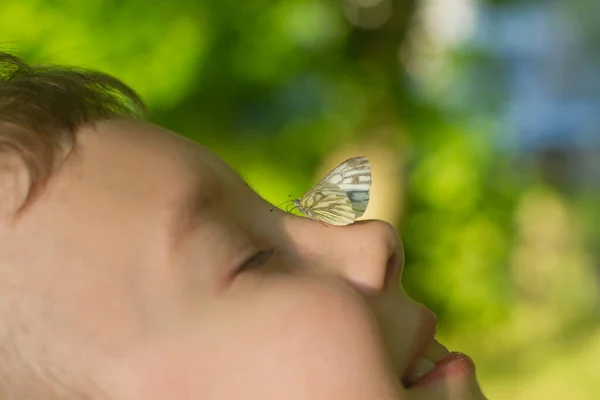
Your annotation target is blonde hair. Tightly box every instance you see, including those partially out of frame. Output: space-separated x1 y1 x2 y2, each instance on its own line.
0 51 147 211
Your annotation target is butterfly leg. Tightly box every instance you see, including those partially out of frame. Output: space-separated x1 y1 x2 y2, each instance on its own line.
286 204 299 214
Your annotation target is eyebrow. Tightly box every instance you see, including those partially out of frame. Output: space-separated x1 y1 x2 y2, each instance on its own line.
171 176 222 244
171 159 254 243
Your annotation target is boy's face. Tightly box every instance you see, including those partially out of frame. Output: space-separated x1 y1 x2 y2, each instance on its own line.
0 119 485 399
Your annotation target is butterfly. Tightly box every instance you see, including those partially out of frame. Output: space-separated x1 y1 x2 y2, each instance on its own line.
289 156 371 226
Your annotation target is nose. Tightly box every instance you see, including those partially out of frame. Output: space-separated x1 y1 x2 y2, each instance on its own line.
331 220 404 294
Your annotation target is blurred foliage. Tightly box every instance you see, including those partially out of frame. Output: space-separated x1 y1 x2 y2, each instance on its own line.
3 0 599 398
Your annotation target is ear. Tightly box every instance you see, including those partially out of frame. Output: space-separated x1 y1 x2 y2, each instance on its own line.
0 152 31 220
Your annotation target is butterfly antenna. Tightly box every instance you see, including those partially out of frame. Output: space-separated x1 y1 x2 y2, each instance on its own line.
270 195 294 213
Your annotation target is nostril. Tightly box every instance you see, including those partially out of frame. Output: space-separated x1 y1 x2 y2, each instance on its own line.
384 252 399 289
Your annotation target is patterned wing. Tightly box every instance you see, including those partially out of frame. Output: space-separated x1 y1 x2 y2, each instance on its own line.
299 183 356 226
313 156 371 218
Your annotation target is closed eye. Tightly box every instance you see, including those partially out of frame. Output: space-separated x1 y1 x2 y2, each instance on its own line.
240 248 276 271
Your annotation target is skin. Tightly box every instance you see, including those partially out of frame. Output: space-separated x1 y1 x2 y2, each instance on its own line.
0 118 486 399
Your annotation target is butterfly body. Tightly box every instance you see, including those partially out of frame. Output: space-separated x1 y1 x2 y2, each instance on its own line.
291 156 371 226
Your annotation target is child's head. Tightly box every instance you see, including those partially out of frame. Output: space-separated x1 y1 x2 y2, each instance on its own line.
0 53 485 399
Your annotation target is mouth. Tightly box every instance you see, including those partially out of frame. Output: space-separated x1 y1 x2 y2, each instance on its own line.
401 340 475 388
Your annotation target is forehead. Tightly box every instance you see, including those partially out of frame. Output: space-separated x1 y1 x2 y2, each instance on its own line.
81 119 235 180
73 119 242 197
40 118 251 232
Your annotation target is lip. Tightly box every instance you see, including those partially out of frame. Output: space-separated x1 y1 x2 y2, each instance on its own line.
409 352 476 388
401 306 438 381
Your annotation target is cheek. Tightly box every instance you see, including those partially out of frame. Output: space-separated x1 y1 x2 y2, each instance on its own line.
98 277 401 399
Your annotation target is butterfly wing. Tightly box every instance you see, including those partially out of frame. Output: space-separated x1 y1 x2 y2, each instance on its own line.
313 156 371 219
295 157 371 226
299 183 356 226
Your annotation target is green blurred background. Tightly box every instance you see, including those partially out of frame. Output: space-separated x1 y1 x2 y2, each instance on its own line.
3 0 599 398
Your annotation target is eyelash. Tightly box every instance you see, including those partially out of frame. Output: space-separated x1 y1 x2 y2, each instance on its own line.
240 248 276 271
